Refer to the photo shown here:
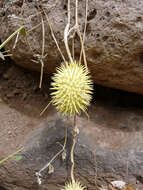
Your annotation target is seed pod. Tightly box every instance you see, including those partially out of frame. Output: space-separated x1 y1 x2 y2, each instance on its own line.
61 181 86 190
51 62 93 116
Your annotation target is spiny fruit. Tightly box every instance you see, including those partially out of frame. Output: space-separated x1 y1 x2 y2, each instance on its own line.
61 181 86 190
50 61 93 116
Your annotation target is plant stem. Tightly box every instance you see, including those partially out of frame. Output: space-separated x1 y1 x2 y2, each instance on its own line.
70 115 77 183
0 147 24 165
79 0 88 64
75 0 78 26
43 8 66 63
37 123 68 174
0 26 24 50
64 0 74 65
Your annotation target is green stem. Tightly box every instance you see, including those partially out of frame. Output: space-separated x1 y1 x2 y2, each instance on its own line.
0 26 24 50
0 147 24 165
70 115 77 183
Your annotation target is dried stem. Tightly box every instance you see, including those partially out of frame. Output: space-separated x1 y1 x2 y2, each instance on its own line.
43 8 66 63
26 6 82 34
77 28 87 68
39 14 45 88
40 100 52 116
79 0 88 63
63 0 88 68
12 31 20 49
72 32 75 60
36 124 68 184
20 0 25 15
70 115 78 183
75 0 78 26
0 26 24 50
64 0 74 64
74 0 88 68
39 59 44 89
41 15 45 58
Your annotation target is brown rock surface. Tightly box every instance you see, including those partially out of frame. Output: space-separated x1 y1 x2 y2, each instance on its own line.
1 104 143 190
0 63 143 190
1 0 143 94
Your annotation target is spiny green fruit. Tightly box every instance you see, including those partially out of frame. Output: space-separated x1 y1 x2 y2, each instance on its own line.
50 61 93 116
61 181 86 190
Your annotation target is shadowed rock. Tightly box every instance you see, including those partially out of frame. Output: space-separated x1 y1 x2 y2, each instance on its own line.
0 115 143 190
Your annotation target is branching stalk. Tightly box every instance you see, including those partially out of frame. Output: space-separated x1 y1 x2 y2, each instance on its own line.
36 124 68 184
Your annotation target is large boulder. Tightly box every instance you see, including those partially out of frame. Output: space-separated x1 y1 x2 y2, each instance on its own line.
1 0 143 94
0 100 143 190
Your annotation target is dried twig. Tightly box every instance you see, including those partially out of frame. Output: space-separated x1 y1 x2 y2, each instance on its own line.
20 0 26 15
79 0 88 63
70 115 78 183
72 32 75 60
39 59 44 88
41 15 45 58
43 8 66 63
64 0 74 64
12 31 20 49
40 100 52 116
26 5 83 34
39 13 45 88
77 28 87 68
36 124 68 185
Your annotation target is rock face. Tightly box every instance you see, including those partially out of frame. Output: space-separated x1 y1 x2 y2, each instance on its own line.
1 53 143 190
1 112 143 190
1 0 143 94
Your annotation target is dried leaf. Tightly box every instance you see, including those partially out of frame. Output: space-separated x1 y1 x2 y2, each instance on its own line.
62 151 66 161
48 164 54 174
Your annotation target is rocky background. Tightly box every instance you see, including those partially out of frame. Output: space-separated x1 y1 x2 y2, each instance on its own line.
0 0 143 190
0 62 143 190
1 0 143 94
